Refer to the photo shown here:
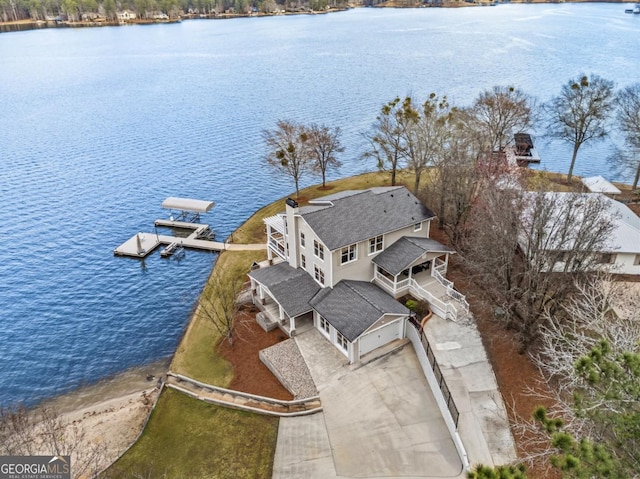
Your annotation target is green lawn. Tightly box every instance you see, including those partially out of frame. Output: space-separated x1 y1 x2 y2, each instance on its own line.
171 249 267 386
106 388 279 479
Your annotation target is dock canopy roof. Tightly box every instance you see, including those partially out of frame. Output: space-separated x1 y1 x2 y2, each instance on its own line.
162 197 215 213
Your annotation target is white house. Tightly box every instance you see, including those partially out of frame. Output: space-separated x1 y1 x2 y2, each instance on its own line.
249 187 469 363
117 10 137 21
519 192 640 275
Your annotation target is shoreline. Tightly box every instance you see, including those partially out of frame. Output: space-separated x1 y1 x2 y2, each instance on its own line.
0 1 633 33
37 356 170 415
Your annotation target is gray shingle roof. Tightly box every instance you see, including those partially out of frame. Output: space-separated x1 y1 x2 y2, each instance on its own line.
310 280 409 342
249 262 321 318
372 237 455 276
300 187 436 251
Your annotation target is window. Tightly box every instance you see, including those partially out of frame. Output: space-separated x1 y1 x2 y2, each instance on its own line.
320 316 330 335
314 240 324 260
634 254 640 266
598 253 616 264
314 265 325 285
369 235 383 254
337 332 348 351
300 231 305 248
301 254 306 269
340 244 357 264
414 222 422 232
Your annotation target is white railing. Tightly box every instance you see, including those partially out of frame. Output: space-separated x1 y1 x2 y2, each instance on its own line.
432 267 454 290
409 279 459 322
433 257 447 275
268 237 286 259
432 269 469 313
374 271 465 322
373 270 411 295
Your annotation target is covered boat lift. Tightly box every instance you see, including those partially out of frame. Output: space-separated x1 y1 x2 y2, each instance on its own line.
161 197 216 222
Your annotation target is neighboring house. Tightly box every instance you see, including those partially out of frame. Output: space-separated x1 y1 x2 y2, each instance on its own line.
249 187 469 363
520 192 640 275
117 10 136 21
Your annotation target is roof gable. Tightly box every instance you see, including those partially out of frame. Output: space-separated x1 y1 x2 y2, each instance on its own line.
249 263 321 317
310 280 409 342
300 187 435 251
372 237 455 276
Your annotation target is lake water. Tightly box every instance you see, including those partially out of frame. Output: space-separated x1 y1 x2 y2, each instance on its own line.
1 3 638 407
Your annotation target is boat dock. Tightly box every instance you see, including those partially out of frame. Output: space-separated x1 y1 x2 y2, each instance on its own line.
113 196 266 258
114 197 219 258
114 226 227 258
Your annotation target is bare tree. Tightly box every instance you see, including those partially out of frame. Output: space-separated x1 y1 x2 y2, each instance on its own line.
263 120 311 198
0 404 108 479
536 276 640 391
362 97 406 186
401 93 455 193
465 187 615 351
544 74 616 183
420 108 487 244
615 83 640 189
466 85 536 152
197 267 243 345
306 123 344 188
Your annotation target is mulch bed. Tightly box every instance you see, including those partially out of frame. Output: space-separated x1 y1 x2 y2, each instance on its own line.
217 304 293 401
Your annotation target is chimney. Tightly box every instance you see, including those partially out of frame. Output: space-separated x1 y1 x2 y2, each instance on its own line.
285 198 299 268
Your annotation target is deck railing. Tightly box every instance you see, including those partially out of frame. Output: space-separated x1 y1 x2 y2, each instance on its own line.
409 279 459 322
432 269 470 312
373 271 461 322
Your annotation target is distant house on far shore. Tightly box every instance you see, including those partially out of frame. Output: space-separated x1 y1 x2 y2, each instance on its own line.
117 10 136 21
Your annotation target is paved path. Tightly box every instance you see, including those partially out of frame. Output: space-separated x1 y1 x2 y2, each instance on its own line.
424 315 518 467
273 328 464 479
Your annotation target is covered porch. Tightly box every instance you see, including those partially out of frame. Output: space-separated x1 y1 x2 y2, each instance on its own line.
371 237 469 322
248 261 320 337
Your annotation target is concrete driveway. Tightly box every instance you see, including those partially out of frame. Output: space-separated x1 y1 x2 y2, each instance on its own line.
273 328 464 479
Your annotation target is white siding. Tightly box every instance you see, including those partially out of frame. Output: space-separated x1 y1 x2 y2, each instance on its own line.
613 253 640 275
330 220 433 286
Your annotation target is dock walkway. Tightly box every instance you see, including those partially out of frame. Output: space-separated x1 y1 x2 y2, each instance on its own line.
114 222 265 258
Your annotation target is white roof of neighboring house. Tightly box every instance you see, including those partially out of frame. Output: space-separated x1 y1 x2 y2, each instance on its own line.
581 176 622 195
602 194 640 253
523 192 640 254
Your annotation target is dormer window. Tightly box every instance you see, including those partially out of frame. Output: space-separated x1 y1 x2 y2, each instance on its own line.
314 240 324 260
369 235 383 254
340 244 357 265
414 222 422 232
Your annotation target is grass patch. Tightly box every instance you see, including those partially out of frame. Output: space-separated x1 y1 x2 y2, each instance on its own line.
231 170 416 244
171 249 267 385
106 388 279 479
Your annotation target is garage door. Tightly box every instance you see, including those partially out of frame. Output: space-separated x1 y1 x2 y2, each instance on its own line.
358 319 402 357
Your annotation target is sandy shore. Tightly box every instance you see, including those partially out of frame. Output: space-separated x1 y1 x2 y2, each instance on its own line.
22 358 171 477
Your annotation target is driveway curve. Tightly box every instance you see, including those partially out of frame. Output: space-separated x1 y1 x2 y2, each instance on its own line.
273 328 464 479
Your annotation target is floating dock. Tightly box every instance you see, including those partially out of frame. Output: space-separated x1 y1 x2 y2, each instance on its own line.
114 229 227 258
114 197 222 258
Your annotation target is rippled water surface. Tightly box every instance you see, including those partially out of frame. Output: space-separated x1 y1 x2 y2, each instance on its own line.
0 3 638 406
